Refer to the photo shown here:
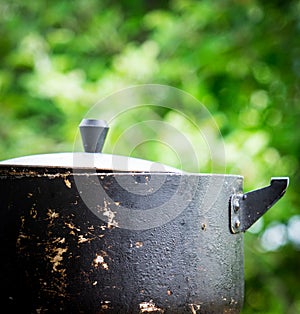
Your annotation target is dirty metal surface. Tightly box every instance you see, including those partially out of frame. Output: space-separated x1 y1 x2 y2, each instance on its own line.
0 166 244 313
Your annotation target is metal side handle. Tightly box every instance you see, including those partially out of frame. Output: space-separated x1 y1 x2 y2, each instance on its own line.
230 177 289 234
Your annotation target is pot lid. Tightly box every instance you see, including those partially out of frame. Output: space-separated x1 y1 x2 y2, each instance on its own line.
0 119 181 173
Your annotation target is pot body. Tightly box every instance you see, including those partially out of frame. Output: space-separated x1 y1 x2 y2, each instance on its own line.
0 166 244 313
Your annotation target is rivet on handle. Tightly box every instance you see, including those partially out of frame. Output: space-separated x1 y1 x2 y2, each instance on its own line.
230 177 289 234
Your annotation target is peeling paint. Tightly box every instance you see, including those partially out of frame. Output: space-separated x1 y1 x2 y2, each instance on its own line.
46 238 67 271
135 241 143 248
78 235 89 243
64 178 72 188
102 200 119 228
30 207 38 219
189 304 201 314
50 247 68 272
101 300 111 310
40 237 69 298
139 300 164 313
78 234 96 243
65 221 80 232
47 209 59 220
93 253 109 270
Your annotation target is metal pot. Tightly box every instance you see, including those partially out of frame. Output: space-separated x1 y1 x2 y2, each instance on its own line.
0 119 288 313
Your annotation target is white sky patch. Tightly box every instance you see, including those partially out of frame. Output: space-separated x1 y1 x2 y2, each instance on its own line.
287 215 300 248
261 223 288 251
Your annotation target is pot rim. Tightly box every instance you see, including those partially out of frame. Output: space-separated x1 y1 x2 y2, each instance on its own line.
0 163 243 179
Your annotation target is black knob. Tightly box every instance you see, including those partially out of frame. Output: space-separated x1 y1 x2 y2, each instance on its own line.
79 119 109 153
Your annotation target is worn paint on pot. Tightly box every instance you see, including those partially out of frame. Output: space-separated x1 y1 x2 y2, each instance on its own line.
0 119 289 313
0 167 244 313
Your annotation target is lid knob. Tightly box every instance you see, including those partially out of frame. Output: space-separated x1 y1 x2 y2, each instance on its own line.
79 119 109 153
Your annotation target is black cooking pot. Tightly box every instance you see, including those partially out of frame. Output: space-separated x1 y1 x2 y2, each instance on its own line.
0 119 288 313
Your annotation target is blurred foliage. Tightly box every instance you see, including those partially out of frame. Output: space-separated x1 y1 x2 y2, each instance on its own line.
1 0 300 312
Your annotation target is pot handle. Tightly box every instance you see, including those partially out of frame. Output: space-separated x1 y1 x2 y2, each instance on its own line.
230 177 289 233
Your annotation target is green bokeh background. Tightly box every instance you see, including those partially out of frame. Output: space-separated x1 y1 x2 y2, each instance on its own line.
1 1 299 313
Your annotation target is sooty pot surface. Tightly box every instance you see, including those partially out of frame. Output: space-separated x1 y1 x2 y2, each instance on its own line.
0 119 288 313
